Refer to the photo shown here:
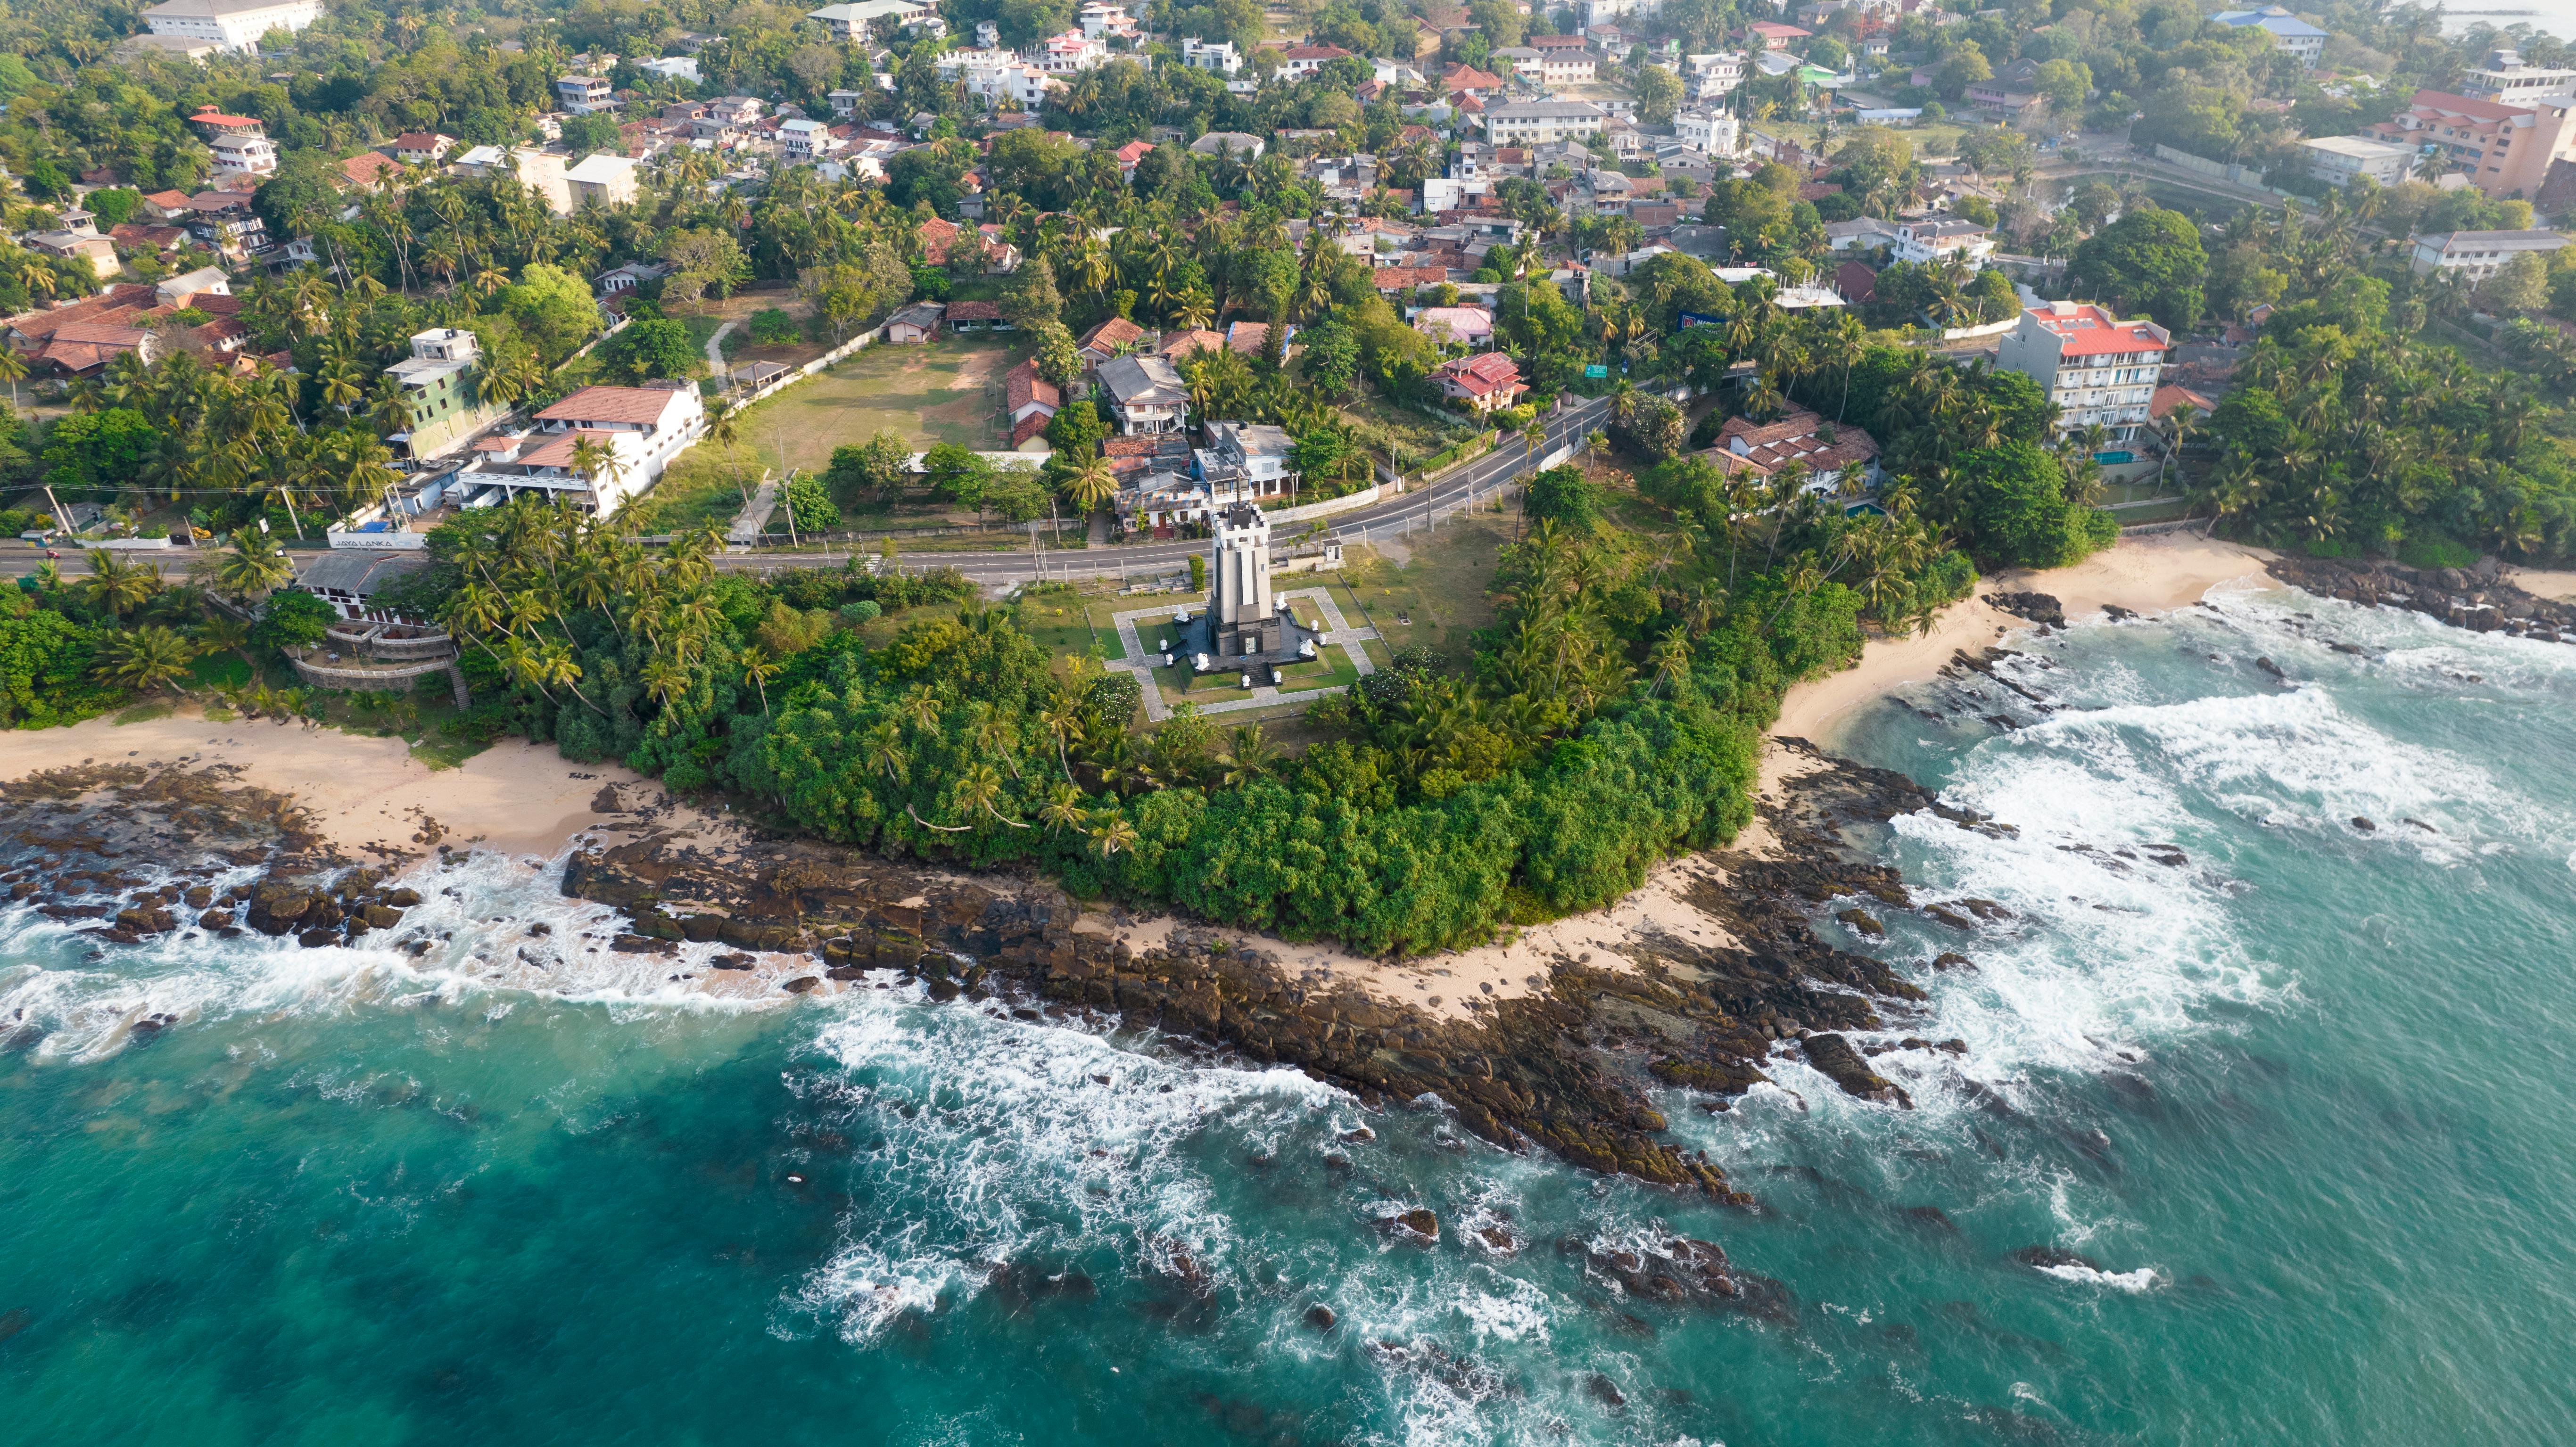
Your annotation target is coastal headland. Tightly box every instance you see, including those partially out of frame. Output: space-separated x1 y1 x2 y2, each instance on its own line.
26 530 2506 1204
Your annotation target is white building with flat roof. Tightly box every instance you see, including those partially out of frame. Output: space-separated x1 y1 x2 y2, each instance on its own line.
2408 228 2571 280
2300 134 2418 188
141 0 324 53
1996 301 2172 445
1484 99 1609 145
808 0 938 39
2460 49 2576 105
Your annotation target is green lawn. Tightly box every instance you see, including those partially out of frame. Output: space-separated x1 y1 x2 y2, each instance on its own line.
641 336 1026 533
1339 517 1509 670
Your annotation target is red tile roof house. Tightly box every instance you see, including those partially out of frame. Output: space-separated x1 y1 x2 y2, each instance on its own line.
1006 358 1060 428
1442 63 1508 93
1433 352 1525 412
37 321 158 376
338 151 406 191
944 299 1005 331
1373 264 1452 295
1159 327 1226 360
1076 315 1149 366
3 283 159 352
1700 409 1883 493
393 132 455 164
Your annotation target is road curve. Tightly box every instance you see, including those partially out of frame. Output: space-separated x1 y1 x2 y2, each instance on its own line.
0 394 1621 587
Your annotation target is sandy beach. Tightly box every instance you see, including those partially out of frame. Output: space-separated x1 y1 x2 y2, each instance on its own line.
0 709 640 861
1771 530 2276 747
0 532 2280 1019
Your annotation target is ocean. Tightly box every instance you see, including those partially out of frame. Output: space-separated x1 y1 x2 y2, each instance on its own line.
6 580 2576 1446
2444 2 2576 40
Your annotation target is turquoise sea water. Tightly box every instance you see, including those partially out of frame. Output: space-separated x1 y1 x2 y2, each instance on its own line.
7 583 2576 1446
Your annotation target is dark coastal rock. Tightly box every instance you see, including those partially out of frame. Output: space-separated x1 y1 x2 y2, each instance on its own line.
609 933 676 955
1834 907 1885 937
1801 1033 1913 1109
0 1307 29 1344
197 909 233 930
1588 1374 1627 1410
1386 1208 1439 1242
2264 555 2576 646
248 885 319 936
114 905 174 935
780 976 820 994
532 736 1972 1201
296 927 339 948
1987 591 2065 627
1305 1304 1338 1332
2012 1245 2101 1273
1567 1236 1795 1326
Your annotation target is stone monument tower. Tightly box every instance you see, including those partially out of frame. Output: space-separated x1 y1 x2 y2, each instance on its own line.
1208 502 1280 658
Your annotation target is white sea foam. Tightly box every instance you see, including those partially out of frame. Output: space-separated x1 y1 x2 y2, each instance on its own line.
789 988 1335 1344
0 846 799 1063
1856 591 2571 1116
2033 1261 2161 1292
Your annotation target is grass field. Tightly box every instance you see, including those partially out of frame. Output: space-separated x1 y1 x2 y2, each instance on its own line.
1339 513 1512 670
640 336 1027 533
1339 394 1478 463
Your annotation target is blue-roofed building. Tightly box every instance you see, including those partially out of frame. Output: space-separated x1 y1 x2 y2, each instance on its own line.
2212 7 2328 67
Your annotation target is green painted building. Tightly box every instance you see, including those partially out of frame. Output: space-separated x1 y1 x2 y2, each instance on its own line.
387 327 509 461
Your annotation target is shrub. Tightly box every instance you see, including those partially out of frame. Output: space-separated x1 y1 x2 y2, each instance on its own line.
1089 670 1141 721
1523 464 1602 529
254 590 335 651
786 472 841 531
838 599 883 625
748 307 799 345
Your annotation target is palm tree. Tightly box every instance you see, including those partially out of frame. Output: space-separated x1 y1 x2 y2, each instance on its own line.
205 532 294 601
0 346 26 411
1038 781 1090 835
706 397 751 504
1091 810 1140 859
193 609 256 674
1062 447 1117 521
640 656 688 707
954 763 1029 829
92 626 197 696
739 645 782 716
80 550 163 619
1216 724 1278 786
320 358 366 416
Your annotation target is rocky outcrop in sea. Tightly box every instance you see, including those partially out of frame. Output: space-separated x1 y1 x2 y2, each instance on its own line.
2 747 1997 1202
2249 555 2574 643
0 764 425 954
555 742 1983 1200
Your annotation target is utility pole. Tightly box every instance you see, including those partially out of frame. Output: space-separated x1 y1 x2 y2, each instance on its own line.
40 483 71 537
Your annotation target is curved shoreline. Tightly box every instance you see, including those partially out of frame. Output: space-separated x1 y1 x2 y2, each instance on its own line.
0 533 2285 1192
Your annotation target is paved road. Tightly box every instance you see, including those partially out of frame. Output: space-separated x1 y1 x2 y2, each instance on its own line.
1 394 1618 589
